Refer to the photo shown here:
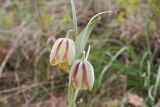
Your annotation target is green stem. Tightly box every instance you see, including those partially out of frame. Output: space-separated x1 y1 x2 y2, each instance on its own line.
68 86 74 107
68 68 73 107
85 45 90 60
66 30 74 38
68 69 79 107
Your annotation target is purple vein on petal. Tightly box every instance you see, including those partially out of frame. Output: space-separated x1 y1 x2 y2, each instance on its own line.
82 62 88 89
63 39 69 60
55 39 63 59
72 62 80 87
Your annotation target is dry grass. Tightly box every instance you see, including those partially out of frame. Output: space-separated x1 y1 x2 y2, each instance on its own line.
0 0 160 107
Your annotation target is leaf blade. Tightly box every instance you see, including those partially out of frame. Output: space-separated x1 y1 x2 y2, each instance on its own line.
76 11 112 58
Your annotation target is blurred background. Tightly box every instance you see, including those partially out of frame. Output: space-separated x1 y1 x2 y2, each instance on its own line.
0 0 160 107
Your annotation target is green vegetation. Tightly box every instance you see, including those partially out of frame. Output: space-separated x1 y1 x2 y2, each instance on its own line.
0 0 159 107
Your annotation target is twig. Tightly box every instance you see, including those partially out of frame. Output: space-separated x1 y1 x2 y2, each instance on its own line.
0 21 26 77
0 82 46 102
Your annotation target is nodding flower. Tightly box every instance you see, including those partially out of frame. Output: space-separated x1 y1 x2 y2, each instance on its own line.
70 59 94 91
50 37 75 71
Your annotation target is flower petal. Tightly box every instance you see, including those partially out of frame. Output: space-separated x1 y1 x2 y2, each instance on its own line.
67 38 75 65
50 38 64 65
76 62 83 89
72 61 80 88
85 61 94 90
82 62 89 90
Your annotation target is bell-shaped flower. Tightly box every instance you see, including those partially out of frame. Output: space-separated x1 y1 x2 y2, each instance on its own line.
50 38 75 71
70 59 95 90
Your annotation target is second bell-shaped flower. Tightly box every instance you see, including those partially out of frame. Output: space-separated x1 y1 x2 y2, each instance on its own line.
50 38 75 71
70 59 95 90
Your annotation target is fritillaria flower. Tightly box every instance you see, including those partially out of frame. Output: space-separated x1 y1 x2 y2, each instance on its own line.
70 59 94 90
50 38 75 71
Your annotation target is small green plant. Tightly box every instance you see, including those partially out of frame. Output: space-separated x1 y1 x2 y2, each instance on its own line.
49 0 111 107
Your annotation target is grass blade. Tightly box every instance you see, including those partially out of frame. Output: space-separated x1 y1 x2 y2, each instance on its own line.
98 46 128 85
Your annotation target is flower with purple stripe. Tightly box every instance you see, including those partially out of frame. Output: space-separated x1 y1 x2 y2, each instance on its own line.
50 38 75 71
70 59 94 90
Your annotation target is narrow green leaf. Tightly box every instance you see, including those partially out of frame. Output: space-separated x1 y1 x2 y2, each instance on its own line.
76 17 99 58
70 0 78 37
76 11 112 58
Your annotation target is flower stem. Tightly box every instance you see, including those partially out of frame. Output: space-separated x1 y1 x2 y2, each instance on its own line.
68 68 73 107
66 30 74 38
68 86 74 107
85 45 90 60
